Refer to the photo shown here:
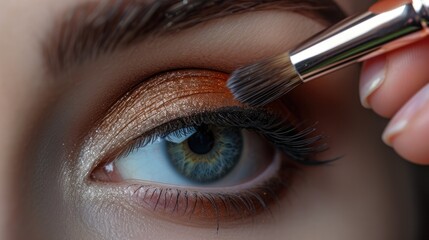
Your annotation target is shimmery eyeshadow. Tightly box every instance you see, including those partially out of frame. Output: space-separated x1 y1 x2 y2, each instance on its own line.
80 70 243 173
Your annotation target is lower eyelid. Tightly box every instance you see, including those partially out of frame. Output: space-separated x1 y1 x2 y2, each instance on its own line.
115 151 294 227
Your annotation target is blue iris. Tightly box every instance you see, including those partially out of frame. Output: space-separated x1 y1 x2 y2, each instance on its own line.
167 124 243 183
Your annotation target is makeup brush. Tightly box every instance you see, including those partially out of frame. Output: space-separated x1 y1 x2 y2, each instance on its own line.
228 0 429 107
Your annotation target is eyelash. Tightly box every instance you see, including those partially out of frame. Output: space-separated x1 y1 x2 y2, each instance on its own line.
116 106 327 165
127 166 292 231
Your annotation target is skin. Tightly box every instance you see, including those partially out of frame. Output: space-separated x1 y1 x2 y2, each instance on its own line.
0 0 422 239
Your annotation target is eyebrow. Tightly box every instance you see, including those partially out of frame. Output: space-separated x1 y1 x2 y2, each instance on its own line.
44 0 345 74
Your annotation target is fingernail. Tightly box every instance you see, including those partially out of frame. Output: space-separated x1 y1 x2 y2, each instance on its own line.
360 57 386 108
382 84 429 146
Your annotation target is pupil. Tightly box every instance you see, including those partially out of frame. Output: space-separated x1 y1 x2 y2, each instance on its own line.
187 125 215 155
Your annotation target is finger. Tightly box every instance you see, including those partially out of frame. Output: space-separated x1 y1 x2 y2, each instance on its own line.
382 84 429 165
360 38 429 118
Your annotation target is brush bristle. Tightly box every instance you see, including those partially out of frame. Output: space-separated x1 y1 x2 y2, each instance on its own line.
227 53 302 107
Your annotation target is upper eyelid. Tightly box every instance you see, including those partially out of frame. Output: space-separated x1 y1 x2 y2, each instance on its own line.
78 70 236 173
78 67 325 177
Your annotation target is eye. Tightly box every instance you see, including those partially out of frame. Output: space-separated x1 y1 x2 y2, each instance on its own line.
87 69 326 228
96 119 278 186
108 124 275 186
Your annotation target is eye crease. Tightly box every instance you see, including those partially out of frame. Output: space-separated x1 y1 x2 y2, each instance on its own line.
86 69 328 228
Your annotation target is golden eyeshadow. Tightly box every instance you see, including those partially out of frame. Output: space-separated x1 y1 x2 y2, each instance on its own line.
87 70 242 154
80 70 245 171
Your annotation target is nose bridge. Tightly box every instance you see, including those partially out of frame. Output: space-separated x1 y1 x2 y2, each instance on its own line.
0 84 17 240
0 67 25 240
0 35 16 240
0 5 46 239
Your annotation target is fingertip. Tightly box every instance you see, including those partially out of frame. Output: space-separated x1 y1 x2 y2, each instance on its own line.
389 121 429 165
359 56 386 109
360 38 429 118
383 84 429 165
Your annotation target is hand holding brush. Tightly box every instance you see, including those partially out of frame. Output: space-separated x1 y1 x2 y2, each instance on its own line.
227 0 429 164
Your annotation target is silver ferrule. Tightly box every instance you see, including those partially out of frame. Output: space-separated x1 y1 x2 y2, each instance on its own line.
289 0 429 82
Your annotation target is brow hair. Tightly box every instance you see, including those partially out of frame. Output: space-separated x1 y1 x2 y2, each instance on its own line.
44 0 345 74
